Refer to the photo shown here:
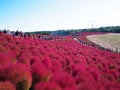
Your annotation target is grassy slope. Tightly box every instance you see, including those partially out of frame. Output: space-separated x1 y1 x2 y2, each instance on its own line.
87 33 120 53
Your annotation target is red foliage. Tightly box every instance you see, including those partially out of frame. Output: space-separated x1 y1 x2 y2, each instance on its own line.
50 72 77 89
97 79 113 90
51 60 62 73
42 55 52 68
0 63 32 90
74 73 90 84
30 56 41 65
0 33 120 90
0 52 10 65
77 82 96 90
31 63 51 84
0 44 8 52
0 81 16 90
110 82 120 90
34 81 61 90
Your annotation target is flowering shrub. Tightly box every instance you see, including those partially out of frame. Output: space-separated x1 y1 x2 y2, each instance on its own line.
30 56 41 65
51 60 62 73
77 82 96 90
0 44 7 52
18 56 31 66
42 55 52 68
0 52 10 65
34 81 61 90
0 63 32 90
50 72 77 89
0 33 120 90
97 78 113 90
31 63 51 84
0 81 16 90
110 82 120 90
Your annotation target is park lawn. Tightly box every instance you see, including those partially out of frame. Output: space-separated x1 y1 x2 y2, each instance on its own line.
87 33 120 53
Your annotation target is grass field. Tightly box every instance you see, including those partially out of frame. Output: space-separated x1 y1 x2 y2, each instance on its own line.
87 33 120 53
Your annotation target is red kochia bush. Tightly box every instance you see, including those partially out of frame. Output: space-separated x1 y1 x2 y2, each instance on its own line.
30 56 41 65
18 56 31 66
0 63 32 90
51 60 62 73
0 81 16 90
50 72 77 89
34 81 61 90
0 44 7 52
97 78 113 90
110 82 120 90
31 63 51 84
0 52 10 65
74 73 90 84
42 56 52 68
77 82 96 90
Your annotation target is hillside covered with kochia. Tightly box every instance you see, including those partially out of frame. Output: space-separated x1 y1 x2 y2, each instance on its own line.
0 33 120 90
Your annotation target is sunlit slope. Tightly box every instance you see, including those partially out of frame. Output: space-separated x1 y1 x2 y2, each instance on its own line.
87 33 120 52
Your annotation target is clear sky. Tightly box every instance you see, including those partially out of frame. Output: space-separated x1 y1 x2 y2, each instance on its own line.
0 0 120 32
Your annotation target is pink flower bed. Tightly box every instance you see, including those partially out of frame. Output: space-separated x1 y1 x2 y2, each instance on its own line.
0 33 120 90
0 81 16 90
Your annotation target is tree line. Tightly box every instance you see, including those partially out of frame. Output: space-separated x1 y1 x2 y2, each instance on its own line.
82 26 120 33
26 26 120 35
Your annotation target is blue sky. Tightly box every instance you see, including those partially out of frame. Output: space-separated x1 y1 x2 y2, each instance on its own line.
0 0 120 32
